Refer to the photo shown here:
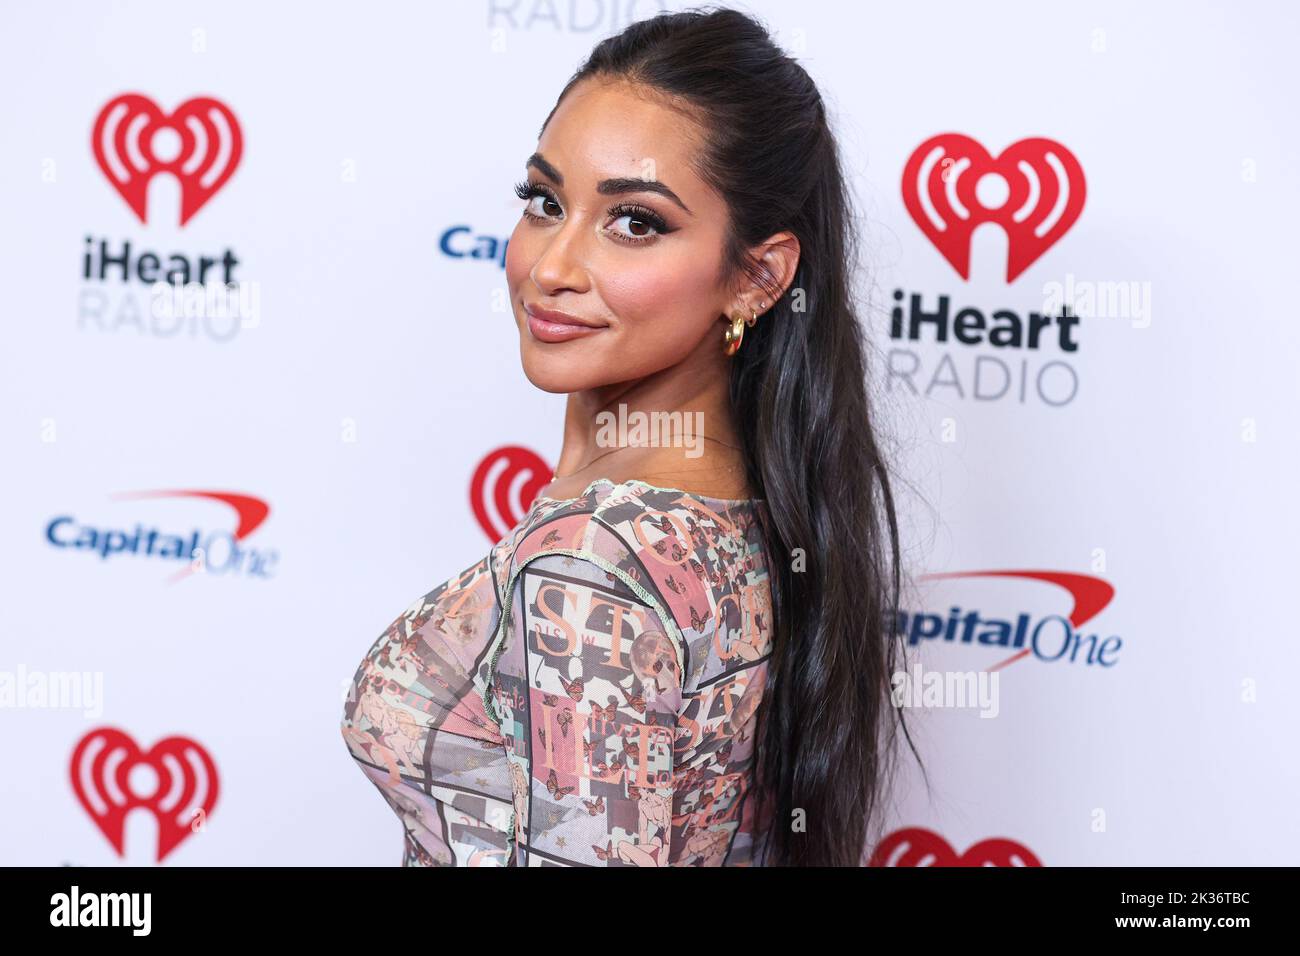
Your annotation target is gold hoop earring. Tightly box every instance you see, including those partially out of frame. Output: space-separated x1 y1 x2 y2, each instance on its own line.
724 309 757 356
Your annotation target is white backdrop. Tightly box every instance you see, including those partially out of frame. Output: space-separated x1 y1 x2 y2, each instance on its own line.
1 0 1296 866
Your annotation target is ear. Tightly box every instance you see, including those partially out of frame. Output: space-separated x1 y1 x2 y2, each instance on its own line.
744 231 801 314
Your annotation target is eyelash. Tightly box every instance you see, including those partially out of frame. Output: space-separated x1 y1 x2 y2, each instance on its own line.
512 179 672 245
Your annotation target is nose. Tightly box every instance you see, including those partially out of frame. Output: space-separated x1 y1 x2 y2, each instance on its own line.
528 216 590 295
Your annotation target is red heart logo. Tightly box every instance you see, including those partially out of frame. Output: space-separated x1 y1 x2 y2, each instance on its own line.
902 133 1085 282
70 726 219 863
868 826 1042 866
92 93 243 226
469 446 553 542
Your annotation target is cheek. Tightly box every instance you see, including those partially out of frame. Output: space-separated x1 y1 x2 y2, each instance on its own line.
503 222 531 298
602 253 719 348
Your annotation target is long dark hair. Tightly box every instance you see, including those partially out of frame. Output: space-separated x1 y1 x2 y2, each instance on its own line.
548 5 922 866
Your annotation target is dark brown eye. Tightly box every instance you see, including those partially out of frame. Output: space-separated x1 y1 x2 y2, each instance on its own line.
607 204 670 244
514 180 563 221
520 192 561 222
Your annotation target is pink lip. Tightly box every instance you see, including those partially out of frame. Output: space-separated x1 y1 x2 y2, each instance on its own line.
524 304 608 343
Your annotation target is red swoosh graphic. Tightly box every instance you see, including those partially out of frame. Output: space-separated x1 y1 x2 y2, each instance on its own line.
109 489 269 540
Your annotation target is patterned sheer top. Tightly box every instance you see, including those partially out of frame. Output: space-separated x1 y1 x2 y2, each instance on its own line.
340 477 775 866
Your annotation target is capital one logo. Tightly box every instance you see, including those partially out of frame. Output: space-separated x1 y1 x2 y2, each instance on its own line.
903 134 1085 282
70 727 219 862
92 93 243 226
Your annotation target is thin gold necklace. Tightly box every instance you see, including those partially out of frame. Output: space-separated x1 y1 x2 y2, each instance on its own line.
551 435 743 480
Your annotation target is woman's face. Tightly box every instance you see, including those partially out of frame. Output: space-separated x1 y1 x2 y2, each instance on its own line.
505 77 736 393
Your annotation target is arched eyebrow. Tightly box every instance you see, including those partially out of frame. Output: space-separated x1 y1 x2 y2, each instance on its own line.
525 152 692 215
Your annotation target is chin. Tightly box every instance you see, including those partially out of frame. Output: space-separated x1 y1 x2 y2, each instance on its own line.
518 342 606 393
520 366 575 394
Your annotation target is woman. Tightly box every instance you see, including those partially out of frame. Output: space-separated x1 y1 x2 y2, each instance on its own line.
341 5 914 867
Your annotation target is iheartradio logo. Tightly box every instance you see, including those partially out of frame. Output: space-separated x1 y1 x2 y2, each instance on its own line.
903 134 1085 282
470 446 553 542
92 93 243 226
70 726 219 863
868 826 1042 866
